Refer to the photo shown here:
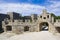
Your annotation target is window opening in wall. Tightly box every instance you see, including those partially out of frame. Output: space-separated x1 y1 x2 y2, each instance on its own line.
47 15 49 18
6 26 12 31
44 17 46 19
40 16 42 18
24 26 29 32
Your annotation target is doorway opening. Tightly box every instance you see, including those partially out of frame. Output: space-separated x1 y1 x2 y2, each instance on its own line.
24 26 29 32
39 22 49 31
56 27 60 33
6 26 12 31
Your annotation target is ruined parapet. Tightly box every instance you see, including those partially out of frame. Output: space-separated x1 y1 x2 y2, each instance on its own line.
2 21 5 28
56 19 60 23
4 18 10 24
19 20 23 22
2 18 9 26
31 14 38 22
55 20 58 23
2 21 7 32
54 19 60 27
13 20 24 25
51 16 54 23
25 19 30 22
14 20 19 22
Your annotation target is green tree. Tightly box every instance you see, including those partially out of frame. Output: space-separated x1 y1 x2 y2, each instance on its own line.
51 13 60 22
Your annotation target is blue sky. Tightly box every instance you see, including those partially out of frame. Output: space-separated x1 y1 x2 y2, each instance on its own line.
0 0 60 16
0 0 53 6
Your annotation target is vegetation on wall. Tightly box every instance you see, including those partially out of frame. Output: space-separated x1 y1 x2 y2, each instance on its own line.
51 13 60 22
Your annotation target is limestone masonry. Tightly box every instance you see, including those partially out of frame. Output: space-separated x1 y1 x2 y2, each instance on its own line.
2 9 60 34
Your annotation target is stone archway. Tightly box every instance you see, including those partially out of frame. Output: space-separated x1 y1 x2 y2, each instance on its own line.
24 26 29 32
6 26 12 31
39 22 49 31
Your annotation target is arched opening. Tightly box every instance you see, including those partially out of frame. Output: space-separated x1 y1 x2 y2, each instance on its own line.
56 27 60 33
6 26 12 31
39 22 49 31
24 26 29 32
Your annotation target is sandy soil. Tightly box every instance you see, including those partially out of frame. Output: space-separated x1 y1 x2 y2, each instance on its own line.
0 31 60 40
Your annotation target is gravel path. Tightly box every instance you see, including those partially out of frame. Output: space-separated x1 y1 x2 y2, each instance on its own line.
0 31 60 40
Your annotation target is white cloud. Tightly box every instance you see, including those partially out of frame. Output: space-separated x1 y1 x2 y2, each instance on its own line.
46 0 60 16
0 0 60 16
0 3 45 16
